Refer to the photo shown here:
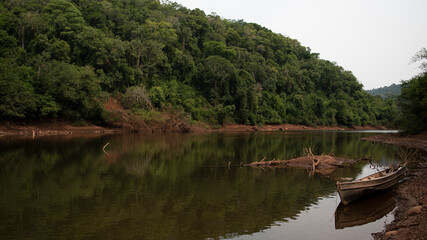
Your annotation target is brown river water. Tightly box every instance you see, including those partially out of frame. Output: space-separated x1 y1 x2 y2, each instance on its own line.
0 131 401 239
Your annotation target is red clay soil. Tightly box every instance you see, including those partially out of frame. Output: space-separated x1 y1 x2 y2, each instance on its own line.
368 132 427 240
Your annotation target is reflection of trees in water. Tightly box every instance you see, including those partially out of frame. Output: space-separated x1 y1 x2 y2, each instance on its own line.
0 132 399 239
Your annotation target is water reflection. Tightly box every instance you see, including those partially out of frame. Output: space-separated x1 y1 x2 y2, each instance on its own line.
0 132 400 239
335 190 396 229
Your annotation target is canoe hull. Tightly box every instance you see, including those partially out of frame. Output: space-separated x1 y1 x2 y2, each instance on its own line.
337 166 407 205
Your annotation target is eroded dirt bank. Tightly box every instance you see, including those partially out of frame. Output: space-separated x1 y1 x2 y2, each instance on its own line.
367 133 427 240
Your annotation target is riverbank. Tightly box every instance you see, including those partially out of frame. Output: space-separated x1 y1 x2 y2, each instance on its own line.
0 121 120 137
0 121 386 137
206 124 385 132
366 133 427 240
362 132 427 152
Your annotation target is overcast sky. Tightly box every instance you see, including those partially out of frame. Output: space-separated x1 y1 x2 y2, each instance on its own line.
171 0 427 90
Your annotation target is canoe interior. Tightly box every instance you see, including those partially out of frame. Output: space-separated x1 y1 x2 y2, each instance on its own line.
357 168 395 182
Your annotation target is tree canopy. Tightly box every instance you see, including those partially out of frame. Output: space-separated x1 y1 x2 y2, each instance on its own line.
0 0 398 127
366 84 401 99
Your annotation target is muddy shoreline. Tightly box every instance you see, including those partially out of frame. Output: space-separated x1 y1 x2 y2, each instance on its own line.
0 121 387 137
0 121 120 137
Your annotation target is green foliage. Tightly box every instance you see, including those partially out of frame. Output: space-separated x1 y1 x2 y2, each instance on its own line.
0 0 398 126
37 61 104 121
203 41 236 60
215 104 235 125
149 86 165 108
366 84 401 98
42 0 85 38
135 109 163 123
398 73 427 134
38 95 61 118
0 58 37 118
196 55 237 108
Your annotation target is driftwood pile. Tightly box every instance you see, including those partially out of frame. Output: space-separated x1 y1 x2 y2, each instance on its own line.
245 148 358 175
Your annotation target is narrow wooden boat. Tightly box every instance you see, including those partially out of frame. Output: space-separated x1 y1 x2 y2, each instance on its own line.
336 166 407 205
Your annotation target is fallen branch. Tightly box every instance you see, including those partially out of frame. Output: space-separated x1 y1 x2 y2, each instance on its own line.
245 153 358 175
102 142 110 155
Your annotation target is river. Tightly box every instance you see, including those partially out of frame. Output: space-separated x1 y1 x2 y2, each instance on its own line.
0 131 401 239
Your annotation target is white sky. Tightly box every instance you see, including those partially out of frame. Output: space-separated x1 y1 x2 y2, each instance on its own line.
171 0 427 90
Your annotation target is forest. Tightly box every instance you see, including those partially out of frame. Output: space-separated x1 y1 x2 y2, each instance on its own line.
0 0 402 128
366 84 401 99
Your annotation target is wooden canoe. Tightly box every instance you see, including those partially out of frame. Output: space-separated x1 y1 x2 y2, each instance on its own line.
336 166 407 205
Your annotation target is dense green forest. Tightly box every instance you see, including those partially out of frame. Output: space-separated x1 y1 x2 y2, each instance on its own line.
0 0 399 127
366 84 401 99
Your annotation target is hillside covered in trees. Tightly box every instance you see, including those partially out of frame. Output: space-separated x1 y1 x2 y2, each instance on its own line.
0 0 398 127
366 84 401 99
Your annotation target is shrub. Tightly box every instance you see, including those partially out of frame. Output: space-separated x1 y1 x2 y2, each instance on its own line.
121 85 153 110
